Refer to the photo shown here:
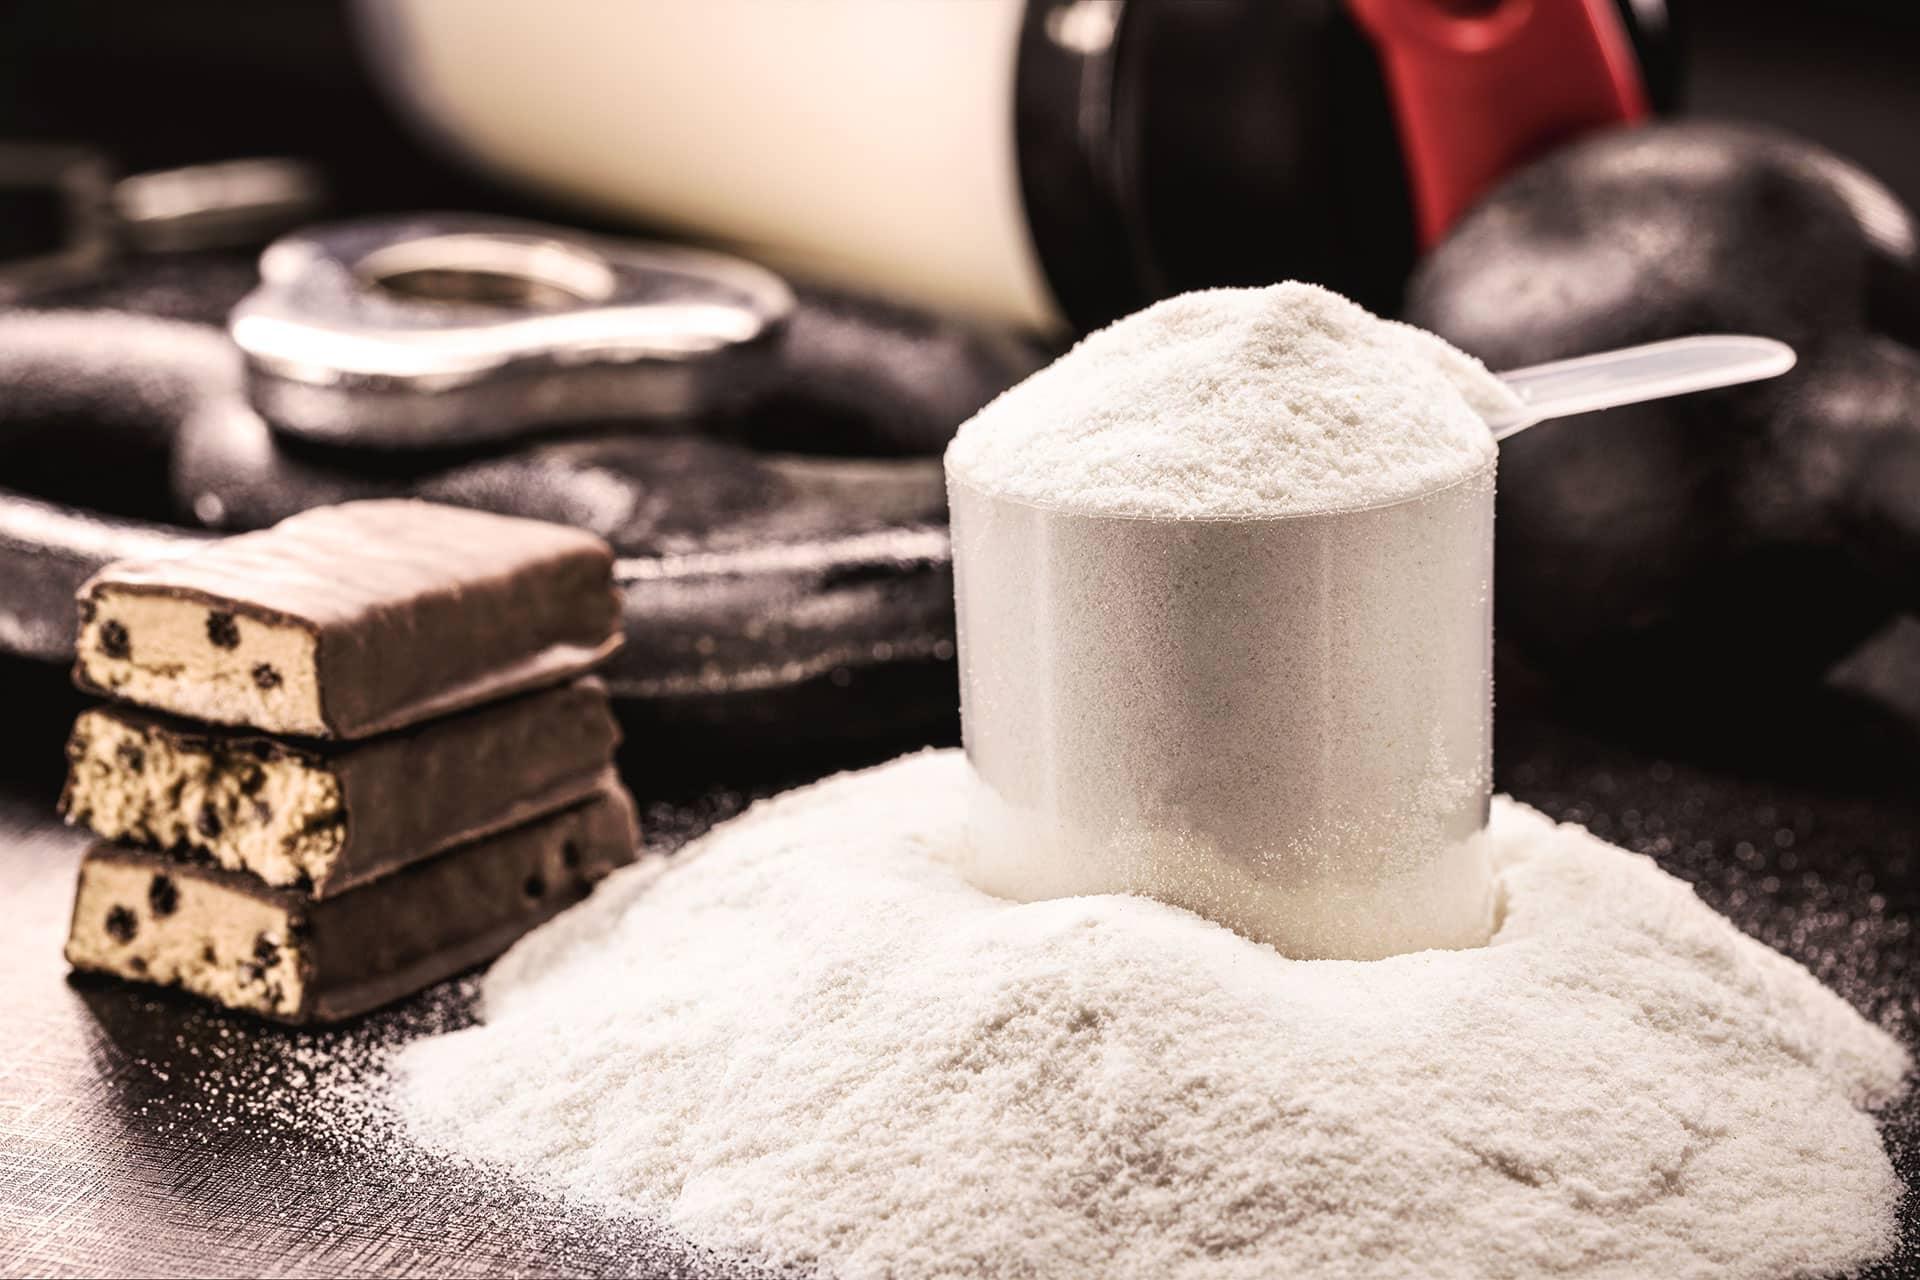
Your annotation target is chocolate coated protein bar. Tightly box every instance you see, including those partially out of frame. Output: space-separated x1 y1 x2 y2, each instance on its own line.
60 678 621 897
65 779 640 1023
72 500 622 738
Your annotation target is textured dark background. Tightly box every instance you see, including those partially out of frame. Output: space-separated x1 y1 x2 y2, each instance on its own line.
0 1 1916 247
1 2 1918 1276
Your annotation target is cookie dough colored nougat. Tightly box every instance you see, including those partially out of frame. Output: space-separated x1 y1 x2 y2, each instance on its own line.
73 500 622 738
65 779 640 1023
61 678 621 896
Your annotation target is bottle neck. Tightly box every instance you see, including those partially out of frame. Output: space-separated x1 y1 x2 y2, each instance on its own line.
1014 0 1675 333
1014 0 1417 333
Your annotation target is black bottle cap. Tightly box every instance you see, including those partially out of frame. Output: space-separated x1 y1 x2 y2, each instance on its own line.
1015 0 1417 333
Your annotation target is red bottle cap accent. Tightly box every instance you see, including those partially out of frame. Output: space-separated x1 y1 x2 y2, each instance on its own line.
1344 0 1650 246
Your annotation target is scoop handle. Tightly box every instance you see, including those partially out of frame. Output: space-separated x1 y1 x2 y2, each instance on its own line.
1490 335 1797 441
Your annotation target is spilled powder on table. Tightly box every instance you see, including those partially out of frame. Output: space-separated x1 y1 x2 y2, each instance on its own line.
390 750 1910 1280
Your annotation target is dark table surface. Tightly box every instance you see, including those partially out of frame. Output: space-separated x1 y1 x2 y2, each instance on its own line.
1 631 1917 1279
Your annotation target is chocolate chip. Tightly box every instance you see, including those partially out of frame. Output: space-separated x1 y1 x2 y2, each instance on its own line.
254 800 273 824
196 804 222 838
78 599 96 624
148 875 178 917
561 840 581 870
252 663 281 690
240 766 266 795
98 620 130 659
105 905 137 943
129 956 148 974
205 611 240 649
523 874 547 900
241 937 282 987
297 810 346 836
201 944 217 965
117 742 146 774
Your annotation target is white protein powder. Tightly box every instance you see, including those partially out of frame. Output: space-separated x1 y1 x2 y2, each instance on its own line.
395 751 1910 1280
946 283 1509 956
944 281 1512 519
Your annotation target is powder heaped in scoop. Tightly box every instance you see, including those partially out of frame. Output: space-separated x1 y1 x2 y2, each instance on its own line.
944 282 1512 518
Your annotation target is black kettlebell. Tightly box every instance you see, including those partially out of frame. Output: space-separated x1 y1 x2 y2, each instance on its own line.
1405 121 1920 703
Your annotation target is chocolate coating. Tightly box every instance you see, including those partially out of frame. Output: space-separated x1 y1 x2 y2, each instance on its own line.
73 500 623 738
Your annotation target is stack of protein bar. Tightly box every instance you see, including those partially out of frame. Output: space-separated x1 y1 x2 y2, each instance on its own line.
59 500 639 1024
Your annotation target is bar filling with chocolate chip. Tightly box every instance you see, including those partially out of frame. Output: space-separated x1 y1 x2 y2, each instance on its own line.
60 678 621 896
61 499 642 1023
72 500 623 738
65 782 639 1023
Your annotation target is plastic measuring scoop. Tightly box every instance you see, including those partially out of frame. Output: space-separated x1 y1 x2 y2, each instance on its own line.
1489 335 1797 441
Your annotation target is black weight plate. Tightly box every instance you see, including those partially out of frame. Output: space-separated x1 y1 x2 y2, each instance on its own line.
0 303 974 741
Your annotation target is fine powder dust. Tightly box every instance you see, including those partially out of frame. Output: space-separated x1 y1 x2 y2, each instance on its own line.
395 752 1910 1280
943 281 1514 518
